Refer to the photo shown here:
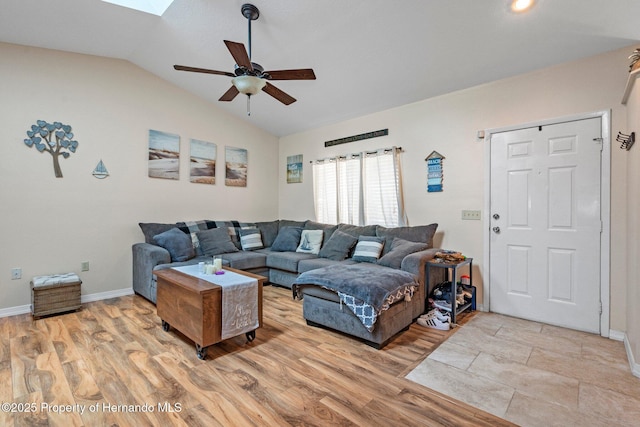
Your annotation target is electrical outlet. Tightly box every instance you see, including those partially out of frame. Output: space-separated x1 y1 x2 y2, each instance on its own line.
81 261 90 272
461 210 482 220
11 268 22 280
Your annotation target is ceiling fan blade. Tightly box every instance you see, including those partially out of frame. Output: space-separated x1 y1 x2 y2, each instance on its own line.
174 65 235 77
262 82 296 105
224 40 253 71
265 69 316 80
219 85 240 102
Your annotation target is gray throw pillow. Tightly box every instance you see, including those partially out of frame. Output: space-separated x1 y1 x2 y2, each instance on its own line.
271 226 303 252
196 228 239 256
140 222 176 244
377 237 428 269
318 230 358 261
376 223 438 255
352 236 385 263
153 228 195 262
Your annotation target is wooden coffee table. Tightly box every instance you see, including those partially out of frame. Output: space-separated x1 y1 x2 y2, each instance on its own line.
155 266 265 359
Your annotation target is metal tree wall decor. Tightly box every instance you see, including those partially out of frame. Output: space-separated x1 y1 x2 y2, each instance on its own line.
23 120 79 178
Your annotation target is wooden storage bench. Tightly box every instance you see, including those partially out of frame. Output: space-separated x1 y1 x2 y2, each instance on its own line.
31 273 82 318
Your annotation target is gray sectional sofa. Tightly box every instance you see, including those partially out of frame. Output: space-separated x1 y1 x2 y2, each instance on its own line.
132 219 442 348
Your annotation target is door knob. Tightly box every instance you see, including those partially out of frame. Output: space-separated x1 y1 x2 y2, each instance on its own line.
493 226 501 233
493 214 500 220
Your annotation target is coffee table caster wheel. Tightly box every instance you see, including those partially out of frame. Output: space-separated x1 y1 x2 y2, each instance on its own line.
196 344 208 360
161 320 170 332
246 330 256 342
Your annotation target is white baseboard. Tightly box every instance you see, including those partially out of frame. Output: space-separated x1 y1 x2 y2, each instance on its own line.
622 332 640 379
0 304 32 318
0 287 135 319
609 329 625 341
81 287 134 303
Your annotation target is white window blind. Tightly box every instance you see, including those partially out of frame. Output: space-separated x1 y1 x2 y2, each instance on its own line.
312 147 406 227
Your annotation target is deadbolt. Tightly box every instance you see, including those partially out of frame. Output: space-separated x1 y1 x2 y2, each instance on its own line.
493 213 500 220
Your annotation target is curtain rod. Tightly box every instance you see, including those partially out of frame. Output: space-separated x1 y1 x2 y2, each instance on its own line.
308 146 403 163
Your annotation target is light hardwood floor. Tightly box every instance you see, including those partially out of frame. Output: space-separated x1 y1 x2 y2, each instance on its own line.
0 285 514 426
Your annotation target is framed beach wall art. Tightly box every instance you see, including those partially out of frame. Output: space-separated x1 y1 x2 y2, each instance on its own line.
190 139 216 184
286 154 303 183
225 146 247 187
148 129 180 180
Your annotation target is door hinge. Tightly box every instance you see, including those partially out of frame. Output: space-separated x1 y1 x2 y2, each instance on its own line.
599 301 603 315
593 137 603 151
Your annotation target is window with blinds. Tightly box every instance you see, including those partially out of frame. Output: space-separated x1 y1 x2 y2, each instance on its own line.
312 147 406 227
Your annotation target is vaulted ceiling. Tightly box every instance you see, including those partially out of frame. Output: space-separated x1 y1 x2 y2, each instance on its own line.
2 0 639 136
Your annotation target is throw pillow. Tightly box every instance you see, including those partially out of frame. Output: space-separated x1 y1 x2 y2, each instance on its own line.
139 222 176 244
271 226 303 252
153 228 195 262
318 230 358 261
296 229 324 255
239 228 264 251
196 228 239 256
377 237 428 269
176 220 217 255
352 236 385 263
376 223 438 255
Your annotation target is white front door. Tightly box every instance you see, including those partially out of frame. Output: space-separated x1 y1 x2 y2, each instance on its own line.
489 118 602 333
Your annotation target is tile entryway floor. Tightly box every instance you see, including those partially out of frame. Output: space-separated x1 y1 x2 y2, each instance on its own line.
406 312 640 427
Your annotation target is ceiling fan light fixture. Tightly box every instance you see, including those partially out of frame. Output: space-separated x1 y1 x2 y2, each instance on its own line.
232 75 267 95
510 0 535 12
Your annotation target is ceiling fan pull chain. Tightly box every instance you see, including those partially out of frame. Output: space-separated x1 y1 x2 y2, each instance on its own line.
247 94 251 116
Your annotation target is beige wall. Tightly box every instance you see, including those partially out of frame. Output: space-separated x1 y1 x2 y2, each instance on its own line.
278 47 631 333
0 43 279 310
625 72 640 372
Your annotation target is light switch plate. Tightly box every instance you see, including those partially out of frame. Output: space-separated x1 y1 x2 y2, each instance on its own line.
462 210 481 220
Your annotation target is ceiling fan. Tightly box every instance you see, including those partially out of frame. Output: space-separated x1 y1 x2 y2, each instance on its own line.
173 3 316 115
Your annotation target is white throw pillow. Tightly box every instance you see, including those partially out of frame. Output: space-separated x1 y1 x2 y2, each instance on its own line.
296 229 324 255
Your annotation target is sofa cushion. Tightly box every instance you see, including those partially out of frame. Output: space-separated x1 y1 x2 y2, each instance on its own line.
207 221 256 249
296 229 324 255
152 228 195 262
271 226 303 252
139 222 176 244
221 251 267 270
279 219 307 229
196 228 239 256
352 236 385 263
318 229 358 261
336 223 377 238
377 237 428 269
376 223 438 254
255 220 280 247
239 227 264 251
304 221 338 243
266 250 317 272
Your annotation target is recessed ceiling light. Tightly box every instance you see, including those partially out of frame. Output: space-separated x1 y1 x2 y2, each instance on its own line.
511 0 535 13
101 0 175 16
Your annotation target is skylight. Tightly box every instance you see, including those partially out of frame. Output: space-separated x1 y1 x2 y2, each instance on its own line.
101 0 175 16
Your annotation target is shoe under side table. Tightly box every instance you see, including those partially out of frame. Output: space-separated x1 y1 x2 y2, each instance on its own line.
425 258 473 324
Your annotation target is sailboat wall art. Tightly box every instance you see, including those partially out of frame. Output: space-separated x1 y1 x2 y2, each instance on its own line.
92 159 109 179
